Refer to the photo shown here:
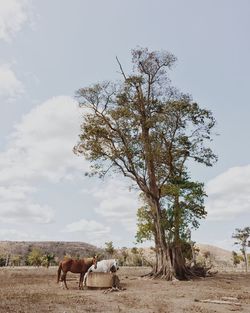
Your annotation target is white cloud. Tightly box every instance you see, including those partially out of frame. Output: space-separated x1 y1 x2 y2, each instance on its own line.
0 185 34 201
0 64 24 99
0 0 31 41
0 95 88 225
205 164 250 220
0 184 54 224
65 218 110 234
93 179 139 217
0 95 88 184
64 218 111 246
85 178 140 233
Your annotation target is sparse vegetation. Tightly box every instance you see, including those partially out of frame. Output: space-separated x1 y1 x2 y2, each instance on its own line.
104 241 115 257
232 227 250 272
232 251 243 267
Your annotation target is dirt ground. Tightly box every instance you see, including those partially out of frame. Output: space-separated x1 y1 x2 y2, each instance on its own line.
0 266 249 313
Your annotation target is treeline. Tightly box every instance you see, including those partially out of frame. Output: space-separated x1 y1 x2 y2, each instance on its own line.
0 249 57 267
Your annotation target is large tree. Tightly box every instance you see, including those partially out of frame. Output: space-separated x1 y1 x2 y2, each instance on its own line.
74 48 217 280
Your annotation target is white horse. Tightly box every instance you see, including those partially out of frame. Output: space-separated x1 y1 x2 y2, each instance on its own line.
84 259 119 286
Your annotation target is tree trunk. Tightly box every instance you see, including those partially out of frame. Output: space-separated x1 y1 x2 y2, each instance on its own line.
145 197 205 280
171 245 190 279
171 196 190 279
144 197 176 280
243 249 248 272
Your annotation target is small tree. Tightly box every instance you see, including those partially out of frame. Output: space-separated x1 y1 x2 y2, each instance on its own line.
232 227 250 272
104 241 115 257
11 255 22 267
232 251 242 267
120 247 129 266
131 247 138 255
27 248 43 267
0 255 6 267
42 253 55 268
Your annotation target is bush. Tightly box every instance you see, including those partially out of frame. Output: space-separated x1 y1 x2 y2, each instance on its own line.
0 255 6 267
27 249 43 266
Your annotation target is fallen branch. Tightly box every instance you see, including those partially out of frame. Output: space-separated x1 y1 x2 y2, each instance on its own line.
195 299 241 306
221 297 238 301
103 286 126 294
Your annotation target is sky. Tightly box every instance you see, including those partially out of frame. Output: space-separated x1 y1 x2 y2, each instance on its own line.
0 0 250 251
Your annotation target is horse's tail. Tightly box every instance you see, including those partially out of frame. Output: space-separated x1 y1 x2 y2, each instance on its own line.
57 262 62 283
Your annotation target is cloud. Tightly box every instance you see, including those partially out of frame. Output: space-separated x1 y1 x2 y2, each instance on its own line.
205 164 250 220
0 0 31 41
0 201 54 224
0 95 88 225
0 64 24 99
65 219 110 234
0 95 88 184
84 178 140 233
64 218 112 245
0 184 54 224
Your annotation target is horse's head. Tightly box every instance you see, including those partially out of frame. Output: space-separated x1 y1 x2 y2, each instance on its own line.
110 259 119 272
93 255 98 269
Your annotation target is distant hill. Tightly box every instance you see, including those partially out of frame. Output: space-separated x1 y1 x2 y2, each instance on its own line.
197 244 234 269
0 241 101 260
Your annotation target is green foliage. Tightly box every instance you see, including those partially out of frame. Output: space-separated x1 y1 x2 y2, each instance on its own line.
0 255 6 267
232 227 250 248
41 253 55 268
136 179 206 246
11 255 22 266
232 251 242 266
27 248 43 266
135 205 155 243
131 247 138 254
104 241 115 256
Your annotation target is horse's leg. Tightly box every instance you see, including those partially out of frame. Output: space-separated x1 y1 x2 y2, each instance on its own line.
61 271 68 289
79 273 83 290
83 272 88 286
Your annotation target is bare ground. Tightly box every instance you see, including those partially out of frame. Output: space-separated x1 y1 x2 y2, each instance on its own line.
0 266 249 313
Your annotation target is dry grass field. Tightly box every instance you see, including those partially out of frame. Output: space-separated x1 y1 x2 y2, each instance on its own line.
0 266 249 313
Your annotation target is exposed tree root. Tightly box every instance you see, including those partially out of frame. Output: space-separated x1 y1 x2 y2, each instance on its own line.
141 264 216 281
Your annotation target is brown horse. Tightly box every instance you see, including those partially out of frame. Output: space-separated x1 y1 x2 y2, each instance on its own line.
57 256 97 289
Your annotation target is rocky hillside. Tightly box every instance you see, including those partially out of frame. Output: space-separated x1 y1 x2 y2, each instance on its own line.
0 241 101 260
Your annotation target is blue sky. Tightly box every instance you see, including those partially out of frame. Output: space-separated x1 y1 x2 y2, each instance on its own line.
0 0 250 250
